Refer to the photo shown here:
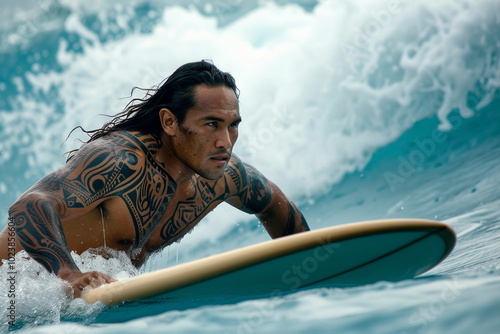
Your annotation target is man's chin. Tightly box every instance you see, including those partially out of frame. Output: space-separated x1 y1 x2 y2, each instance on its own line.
197 168 226 180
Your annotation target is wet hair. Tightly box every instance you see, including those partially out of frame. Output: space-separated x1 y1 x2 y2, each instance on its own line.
68 60 239 154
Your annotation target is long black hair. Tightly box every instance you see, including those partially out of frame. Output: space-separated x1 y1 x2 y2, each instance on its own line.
69 60 239 153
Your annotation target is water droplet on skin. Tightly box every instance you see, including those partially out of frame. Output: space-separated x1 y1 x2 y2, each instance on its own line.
176 243 179 264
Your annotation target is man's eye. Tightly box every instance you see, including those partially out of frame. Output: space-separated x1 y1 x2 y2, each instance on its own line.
207 122 217 127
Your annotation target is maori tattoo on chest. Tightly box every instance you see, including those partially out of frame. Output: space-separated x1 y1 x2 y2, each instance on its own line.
159 158 273 244
62 132 176 247
160 176 230 243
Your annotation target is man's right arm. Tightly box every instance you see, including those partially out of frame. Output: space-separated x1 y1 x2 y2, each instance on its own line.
9 190 115 297
8 138 141 297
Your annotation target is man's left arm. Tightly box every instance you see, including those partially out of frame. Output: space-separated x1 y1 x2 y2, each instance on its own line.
225 157 310 238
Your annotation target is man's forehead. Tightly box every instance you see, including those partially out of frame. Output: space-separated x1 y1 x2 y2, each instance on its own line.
190 85 240 116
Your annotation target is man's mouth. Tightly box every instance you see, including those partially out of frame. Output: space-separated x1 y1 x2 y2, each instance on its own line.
210 154 230 165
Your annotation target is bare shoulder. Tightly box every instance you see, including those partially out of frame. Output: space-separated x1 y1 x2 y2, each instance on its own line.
224 155 272 214
68 131 157 161
36 131 166 209
224 155 270 190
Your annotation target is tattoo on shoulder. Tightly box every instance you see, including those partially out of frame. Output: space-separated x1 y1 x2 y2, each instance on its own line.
89 133 176 245
227 159 272 213
10 131 179 271
39 133 175 245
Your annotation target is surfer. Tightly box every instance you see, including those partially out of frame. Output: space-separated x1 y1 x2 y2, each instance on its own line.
0 60 310 298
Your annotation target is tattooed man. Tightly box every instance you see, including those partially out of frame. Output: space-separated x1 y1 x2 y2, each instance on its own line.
0 60 309 297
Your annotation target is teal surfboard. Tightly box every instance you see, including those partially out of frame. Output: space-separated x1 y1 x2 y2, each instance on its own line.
83 219 456 323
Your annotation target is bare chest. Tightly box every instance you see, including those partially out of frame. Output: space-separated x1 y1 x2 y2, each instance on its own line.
113 156 176 248
143 176 230 251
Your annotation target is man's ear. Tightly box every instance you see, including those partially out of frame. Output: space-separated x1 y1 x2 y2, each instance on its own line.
159 108 177 136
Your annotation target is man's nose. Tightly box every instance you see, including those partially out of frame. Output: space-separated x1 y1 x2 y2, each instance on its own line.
215 129 232 149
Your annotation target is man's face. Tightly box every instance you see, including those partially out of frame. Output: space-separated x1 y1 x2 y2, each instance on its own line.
170 85 241 180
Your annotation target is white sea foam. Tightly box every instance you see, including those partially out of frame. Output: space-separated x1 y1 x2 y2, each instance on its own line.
2 0 498 202
0 248 139 330
0 1 499 331
0 0 498 263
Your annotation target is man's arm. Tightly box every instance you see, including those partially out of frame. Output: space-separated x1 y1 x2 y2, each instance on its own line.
225 157 310 238
9 191 115 297
7 138 141 296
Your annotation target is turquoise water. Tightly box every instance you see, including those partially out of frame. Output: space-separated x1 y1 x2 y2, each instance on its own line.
1 0 499 332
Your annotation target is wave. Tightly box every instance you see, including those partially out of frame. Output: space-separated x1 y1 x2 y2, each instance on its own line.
0 0 499 218
1 2 499 332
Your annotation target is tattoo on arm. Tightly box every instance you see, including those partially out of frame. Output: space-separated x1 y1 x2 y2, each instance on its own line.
10 197 78 274
225 157 309 237
227 159 272 214
281 201 310 237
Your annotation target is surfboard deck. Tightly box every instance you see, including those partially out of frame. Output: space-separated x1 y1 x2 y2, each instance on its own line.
82 219 456 323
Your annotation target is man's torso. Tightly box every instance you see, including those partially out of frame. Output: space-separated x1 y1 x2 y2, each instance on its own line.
55 131 238 266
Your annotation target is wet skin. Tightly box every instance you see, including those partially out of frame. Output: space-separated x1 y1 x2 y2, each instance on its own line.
0 85 309 297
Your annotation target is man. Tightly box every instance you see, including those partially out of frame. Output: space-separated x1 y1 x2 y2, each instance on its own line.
0 60 309 298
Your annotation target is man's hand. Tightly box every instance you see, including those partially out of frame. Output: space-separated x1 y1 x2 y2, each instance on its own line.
59 268 117 298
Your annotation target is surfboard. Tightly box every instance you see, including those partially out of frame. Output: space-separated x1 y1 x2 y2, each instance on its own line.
82 219 455 323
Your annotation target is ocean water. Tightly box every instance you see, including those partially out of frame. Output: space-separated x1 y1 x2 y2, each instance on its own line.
0 0 499 333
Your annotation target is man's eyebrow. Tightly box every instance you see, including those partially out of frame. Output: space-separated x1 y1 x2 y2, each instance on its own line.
202 116 242 123
202 116 225 122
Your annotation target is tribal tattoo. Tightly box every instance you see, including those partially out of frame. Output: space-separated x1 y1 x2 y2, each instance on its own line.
159 157 273 244
62 132 176 246
160 176 229 242
238 163 273 213
226 158 309 237
281 201 309 237
10 130 308 272
226 158 273 213
11 198 77 273
9 132 176 272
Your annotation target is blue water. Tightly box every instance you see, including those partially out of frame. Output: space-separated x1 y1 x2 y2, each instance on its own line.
1 0 499 333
